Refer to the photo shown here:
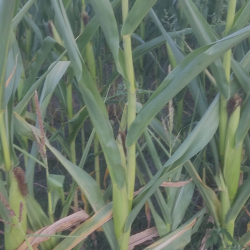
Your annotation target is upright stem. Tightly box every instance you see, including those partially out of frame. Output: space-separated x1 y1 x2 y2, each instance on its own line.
219 0 237 243
122 0 136 210
219 0 237 163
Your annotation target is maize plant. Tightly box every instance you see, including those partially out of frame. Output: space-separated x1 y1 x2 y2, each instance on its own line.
2 0 250 249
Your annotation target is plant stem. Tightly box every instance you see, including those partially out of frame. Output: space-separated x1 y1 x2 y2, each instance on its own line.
219 0 237 163
219 0 237 243
122 0 136 210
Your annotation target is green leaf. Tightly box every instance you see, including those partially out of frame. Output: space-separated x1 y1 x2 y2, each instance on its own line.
225 176 250 223
90 0 125 76
14 115 119 250
229 0 250 34
77 0 121 55
179 0 230 99
125 95 220 231
5 33 23 104
236 96 250 145
14 51 66 114
52 0 82 80
12 0 35 30
145 209 205 250
25 61 69 195
46 142 119 250
0 0 15 110
231 58 250 94
78 63 125 188
21 37 56 99
67 106 88 144
48 174 65 212
126 26 250 146
121 0 157 36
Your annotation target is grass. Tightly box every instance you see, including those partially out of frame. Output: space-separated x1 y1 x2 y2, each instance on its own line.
1 0 250 249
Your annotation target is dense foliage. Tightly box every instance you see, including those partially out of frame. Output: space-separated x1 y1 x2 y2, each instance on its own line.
1 0 250 249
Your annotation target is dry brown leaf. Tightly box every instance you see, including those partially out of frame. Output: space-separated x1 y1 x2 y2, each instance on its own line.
146 219 196 249
129 227 159 250
133 179 193 196
18 211 89 250
160 178 192 187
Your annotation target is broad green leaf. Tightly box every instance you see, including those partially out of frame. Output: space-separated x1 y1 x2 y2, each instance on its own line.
148 200 169 237
5 33 23 104
184 160 221 226
14 114 119 250
90 0 125 76
54 203 113 250
40 61 70 116
125 94 220 231
177 0 230 98
26 195 51 231
225 176 250 223
48 174 65 212
144 131 172 224
78 63 125 188
14 51 66 114
52 0 82 80
126 26 250 146
46 143 119 250
145 209 205 250
121 0 157 36
148 9 219 167
25 61 70 195
21 37 56 98
67 106 88 144
239 231 250 247
236 97 250 145
231 58 250 94
23 14 43 44
229 0 250 34
77 0 121 55
132 29 192 62
12 0 35 30
171 181 195 230
0 0 15 110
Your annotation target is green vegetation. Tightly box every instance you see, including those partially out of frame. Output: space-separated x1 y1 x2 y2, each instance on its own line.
1 0 250 249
